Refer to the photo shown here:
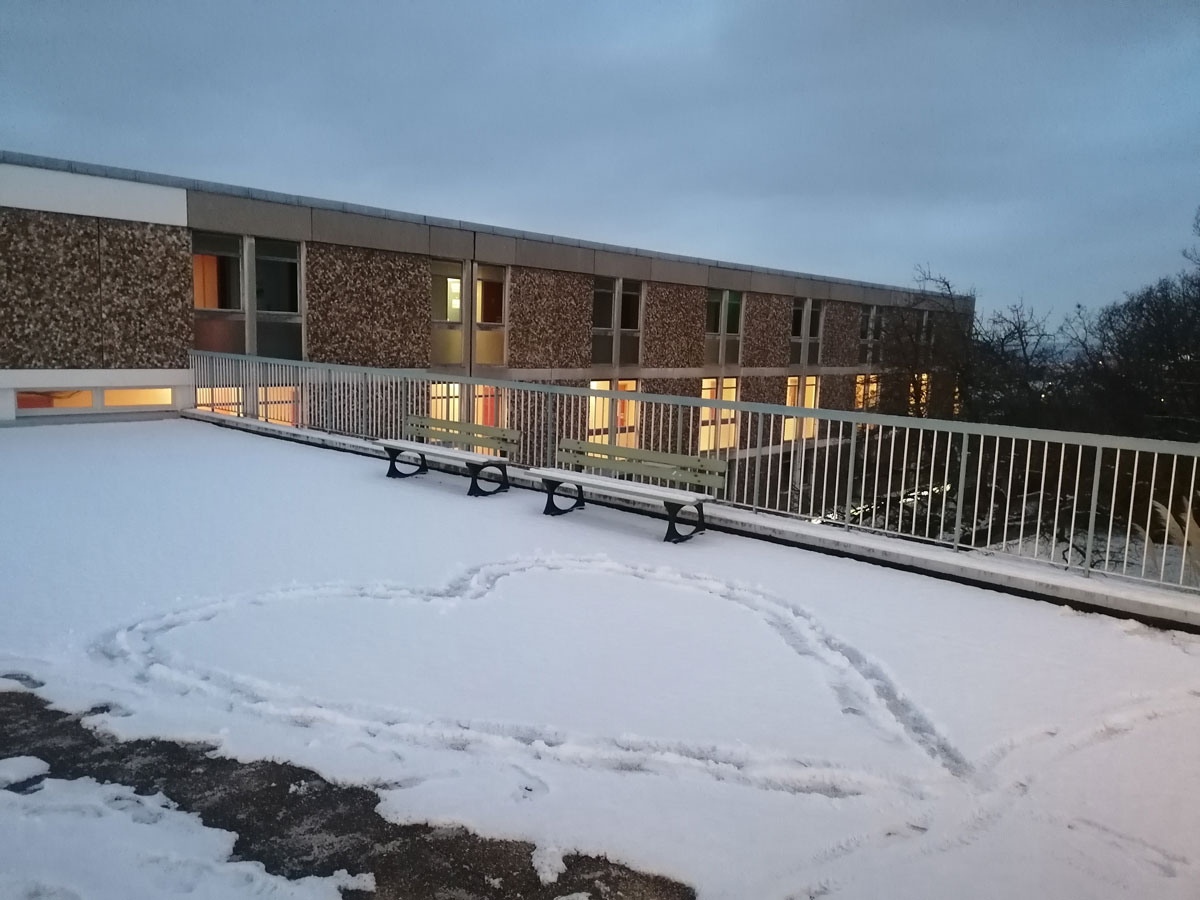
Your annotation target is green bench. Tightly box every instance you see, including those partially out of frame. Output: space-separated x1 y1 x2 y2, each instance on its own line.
527 439 728 542
378 415 520 497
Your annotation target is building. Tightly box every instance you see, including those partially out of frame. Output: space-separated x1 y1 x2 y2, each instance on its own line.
0 152 972 423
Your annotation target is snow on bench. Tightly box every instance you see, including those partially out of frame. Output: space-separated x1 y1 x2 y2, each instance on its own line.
527 439 729 543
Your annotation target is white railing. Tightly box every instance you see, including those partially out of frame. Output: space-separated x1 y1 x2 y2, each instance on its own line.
190 351 1200 593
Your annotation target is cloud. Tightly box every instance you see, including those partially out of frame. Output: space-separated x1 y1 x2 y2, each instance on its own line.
1 0 1197 313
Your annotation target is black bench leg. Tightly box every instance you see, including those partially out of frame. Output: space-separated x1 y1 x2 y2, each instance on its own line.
663 501 706 543
386 448 428 478
466 462 510 497
541 479 585 516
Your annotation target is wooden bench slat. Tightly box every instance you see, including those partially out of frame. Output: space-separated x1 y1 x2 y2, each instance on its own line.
557 451 727 490
408 415 520 443
527 467 710 505
378 438 496 465
557 438 727 475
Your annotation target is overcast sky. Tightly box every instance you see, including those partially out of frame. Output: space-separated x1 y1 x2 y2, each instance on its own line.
2 1 1197 314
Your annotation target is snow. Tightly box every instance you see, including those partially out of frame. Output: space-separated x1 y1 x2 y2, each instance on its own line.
0 762 374 900
2 418 1200 898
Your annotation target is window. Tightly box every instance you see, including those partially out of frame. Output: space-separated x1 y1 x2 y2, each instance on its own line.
587 379 639 447
473 385 505 428
592 277 642 367
855 374 880 410
192 232 245 355
790 299 822 366
699 376 738 450
705 290 742 366
16 390 93 410
784 375 819 440
103 388 173 407
430 260 465 366
474 265 506 366
429 382 461 421
192 233 241 310
909 372 930 417
254 239 302 360
619 279 642 366
859 305 885 365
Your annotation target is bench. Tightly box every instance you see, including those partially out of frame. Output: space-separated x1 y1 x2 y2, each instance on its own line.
527 439 729 542
378 415 520 497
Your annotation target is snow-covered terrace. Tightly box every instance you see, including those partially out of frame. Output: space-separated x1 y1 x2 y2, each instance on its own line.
3 418 1200 898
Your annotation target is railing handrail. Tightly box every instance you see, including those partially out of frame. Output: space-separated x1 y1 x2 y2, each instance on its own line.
189 350 1200 456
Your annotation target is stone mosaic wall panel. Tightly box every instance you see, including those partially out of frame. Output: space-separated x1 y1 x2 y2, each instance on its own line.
98 220 192 368
507 267 591 369
740 293 791 368
642 282 705 368
821 300 861 368
305 242 430 368
0 208 191 369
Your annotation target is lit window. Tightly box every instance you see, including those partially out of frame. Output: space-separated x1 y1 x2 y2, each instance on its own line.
103 388 173 407
700 377 738 450
587 379 639 447
784 375 819 440
192 233 240 311
429 383 461 421
908 373 930 417
16 390 93 410
855 374 880 410
431 260 465 366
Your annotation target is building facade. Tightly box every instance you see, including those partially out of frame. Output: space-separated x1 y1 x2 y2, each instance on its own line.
0 153 972 422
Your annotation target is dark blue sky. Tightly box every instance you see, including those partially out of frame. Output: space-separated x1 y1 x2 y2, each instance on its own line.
2 0 1197 313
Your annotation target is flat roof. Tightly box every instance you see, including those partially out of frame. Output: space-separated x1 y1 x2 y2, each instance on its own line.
0 149 955 301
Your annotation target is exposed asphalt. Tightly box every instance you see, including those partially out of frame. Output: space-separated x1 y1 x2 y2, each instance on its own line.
0 682 695 900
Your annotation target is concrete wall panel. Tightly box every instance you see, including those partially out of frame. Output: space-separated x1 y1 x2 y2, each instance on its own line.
187 191 311 241
311 209 428 254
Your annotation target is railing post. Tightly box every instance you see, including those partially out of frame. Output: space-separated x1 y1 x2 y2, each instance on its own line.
845 420 859 527
752 414 764 511
607 387 618 447
545 392 557 467
1083 447 1103 576
953 431 971 550
675 405 685 455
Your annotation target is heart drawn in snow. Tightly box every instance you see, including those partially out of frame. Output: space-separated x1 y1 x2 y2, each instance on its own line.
98 556 970 797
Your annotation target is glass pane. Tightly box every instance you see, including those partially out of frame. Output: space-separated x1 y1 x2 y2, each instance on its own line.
192 232 240 256
592 331 613 365
476 278 504 324
705 289 722 334
620 283 640 329
809 300 822 337
255 238 298 261
704 335 721 365
724 336 740 366
431 275 463 322
104 388 172 407
256 258 299 312
790 341 805 365
806 338 820 366
592 289 613 329
474 327 504 365
431 324 463 365
194 313 246 353
860 307 872 340
618 334 639 366
193 255 240 310
16 390 92 409
256 318 302 360
725 291 742 335
791 300 805 337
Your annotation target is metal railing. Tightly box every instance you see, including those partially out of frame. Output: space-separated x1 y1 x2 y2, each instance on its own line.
190 351 1200 593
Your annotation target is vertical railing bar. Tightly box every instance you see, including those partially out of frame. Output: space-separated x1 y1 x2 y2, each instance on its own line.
1140 454 1160 579
1160 456 1178 583
1179 457 1197 586
1050 443 1066 566
1084 447 1103 577
953 432 970 550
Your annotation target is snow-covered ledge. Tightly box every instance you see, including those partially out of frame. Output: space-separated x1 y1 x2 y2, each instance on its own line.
0 368 193 420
